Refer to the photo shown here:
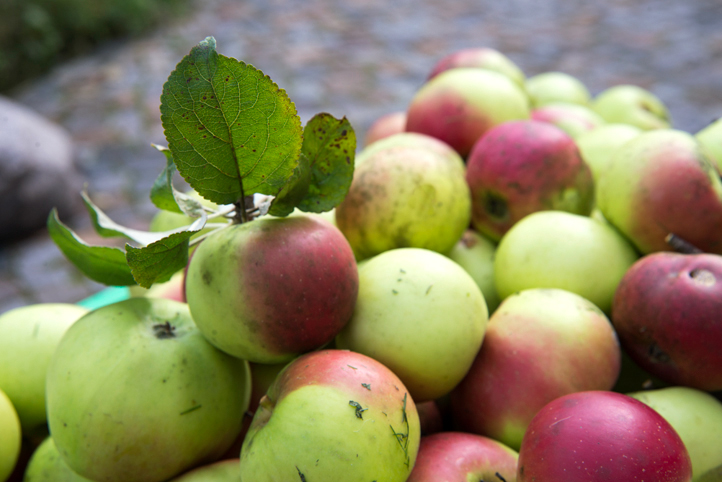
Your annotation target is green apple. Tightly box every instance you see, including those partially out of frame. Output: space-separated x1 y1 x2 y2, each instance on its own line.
22 436 93 482
628 387 722 481
575 123 642 183
524 71 591 108
596 129 722 254
531 102 606 138
445 230 501 314
695 116 722 172
0 303 88 435
335 137 471 260
592 84 671 130
494 211 639 313
169 459 240 481
0 388 21 482
336 248 488 402
46 298 252 482
406 67 530 157
240 349 421 482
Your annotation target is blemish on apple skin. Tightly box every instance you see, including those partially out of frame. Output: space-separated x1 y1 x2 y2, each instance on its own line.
349 400 368 419
180 404 202 415
295 466 306 482
392 289 398 295
425 285 433 295
362 383 371 390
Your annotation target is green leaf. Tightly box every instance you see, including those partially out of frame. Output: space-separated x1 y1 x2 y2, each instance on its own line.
150 144 211 218
296 113 356 213
47 209 136 286
160 36 303 206
125 227 200 288
267 153 312 217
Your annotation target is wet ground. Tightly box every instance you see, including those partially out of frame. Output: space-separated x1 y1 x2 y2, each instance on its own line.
2 0 721 313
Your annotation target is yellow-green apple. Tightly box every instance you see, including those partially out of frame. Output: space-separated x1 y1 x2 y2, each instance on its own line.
355 131 459 167
592 84 671 130
517 391 692 482
445 230 501 314
0 303 88 435
450 288 621 449
695 116 722 172
596 129 722 254
531 102 606 138
185 215 358 363
524 71 591 107
363 111 407 146
575 123 642 183
21 436 92 482
335 139 471 260
335 248 488 402
465 120 595 242
407 432 518 482
46 298 252 482
405 68 530 157
0 388 21 482
628 387 722 482
426 47 526 88
240 349 421 482
494 211 638 313
611 252 722 391
169 459 240 481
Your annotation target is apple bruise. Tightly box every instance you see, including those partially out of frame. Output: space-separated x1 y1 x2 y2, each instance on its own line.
241 217 359 356
465 120 594 242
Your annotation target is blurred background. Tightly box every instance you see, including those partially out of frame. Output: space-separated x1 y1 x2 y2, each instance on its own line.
1 0 721 313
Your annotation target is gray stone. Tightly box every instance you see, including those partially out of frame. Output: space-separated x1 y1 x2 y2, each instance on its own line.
0 95 83 242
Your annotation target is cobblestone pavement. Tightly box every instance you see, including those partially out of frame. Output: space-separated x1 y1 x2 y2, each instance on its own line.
1 0 721 313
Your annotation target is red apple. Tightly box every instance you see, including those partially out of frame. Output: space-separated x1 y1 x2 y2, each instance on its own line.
405 68 530 158
185 216 359 363
364 111 407 146
416 400 444 437
450 288 621 450
427 47 526 88
465 120 594 241
407 432 518 482
611 251 722 391
517 391 692 482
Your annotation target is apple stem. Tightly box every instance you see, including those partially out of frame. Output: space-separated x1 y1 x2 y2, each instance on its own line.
665 233 703 254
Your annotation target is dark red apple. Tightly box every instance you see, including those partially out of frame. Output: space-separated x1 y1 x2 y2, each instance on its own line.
517 391 692 482
612 251 722 391
465 119 594 241
407 432 518 482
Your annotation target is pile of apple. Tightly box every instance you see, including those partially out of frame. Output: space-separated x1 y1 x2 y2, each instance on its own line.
1 41 722 482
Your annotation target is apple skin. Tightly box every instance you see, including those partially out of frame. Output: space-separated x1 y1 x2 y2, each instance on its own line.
427 47 526 88
597 129 722 255
695 116 722 172
335 248 488 402
450 288 621 450
494 211 638 313
574 123 642 183
628 387 722 482
524 71 591 108
169 459 240 481
0 388 21 482
416 400 444 436
517 391 692 482
407 432 519 482
185 215 358 363
445 229 501 314
531 102 606 138
364 111 407 146
405 68 530 158
335 140 471 260
21 436 93 482
46 298 252 482
465 120 595 242
611 252 722 391
240 349 421 482
592 84 671 130
0 303 88 435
